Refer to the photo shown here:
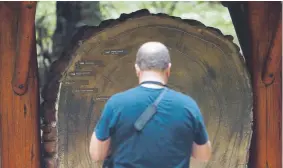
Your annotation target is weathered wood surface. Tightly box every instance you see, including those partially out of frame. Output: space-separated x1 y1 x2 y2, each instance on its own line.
244 2 281 168
41 10 253 168
0 2 41 168
262 13 282 85
226 2 282 168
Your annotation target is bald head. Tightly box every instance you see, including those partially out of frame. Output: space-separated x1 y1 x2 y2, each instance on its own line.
135 42 171 71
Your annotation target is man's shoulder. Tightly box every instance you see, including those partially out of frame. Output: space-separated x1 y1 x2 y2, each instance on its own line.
107 87 199 109
169 89 198 105
106 87 140 104
168 89 201 116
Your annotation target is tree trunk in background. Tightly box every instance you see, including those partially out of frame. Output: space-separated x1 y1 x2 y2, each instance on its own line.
52 1 102 62
41 3 102 166
38 1 102 102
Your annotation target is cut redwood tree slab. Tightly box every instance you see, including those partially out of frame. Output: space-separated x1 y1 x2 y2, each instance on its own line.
41 9 253 168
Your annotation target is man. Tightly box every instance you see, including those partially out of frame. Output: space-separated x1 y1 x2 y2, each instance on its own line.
89 42 211 168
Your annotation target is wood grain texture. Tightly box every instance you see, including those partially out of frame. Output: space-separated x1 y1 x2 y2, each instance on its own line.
41 10 253 168
0 2 41 168
245 2 282 168
262 14 282 85
12 1 37 95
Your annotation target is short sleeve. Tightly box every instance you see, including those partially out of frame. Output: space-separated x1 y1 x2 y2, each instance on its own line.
194 108 209 145
95 99 118 141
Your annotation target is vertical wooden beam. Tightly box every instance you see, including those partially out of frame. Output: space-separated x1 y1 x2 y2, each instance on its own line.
12 2 37 95
262 17 282 85
227 2 282 167
245 2 282 168
0 2 41 168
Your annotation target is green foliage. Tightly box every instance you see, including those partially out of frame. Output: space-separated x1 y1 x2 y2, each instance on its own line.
36 1 56 37
35 1 56 59
35 1 240 60
99 1 239 45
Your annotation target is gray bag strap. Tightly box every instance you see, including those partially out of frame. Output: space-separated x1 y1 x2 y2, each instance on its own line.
134 88 168 131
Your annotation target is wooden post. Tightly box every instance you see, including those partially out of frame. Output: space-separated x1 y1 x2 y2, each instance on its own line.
262 16 282 85
246 2 282 168
0 2 41 168
226 1 282 168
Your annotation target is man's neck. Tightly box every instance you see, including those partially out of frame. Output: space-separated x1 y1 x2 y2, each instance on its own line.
139 71 167 88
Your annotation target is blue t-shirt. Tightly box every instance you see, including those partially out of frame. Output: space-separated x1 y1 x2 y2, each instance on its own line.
95 86 209 168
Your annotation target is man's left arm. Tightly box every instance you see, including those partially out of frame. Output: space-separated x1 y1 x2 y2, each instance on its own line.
89 99 117 162
89 132 111 162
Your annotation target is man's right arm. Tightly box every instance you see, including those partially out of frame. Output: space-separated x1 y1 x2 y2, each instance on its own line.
191 110 212 162
192 140 211 162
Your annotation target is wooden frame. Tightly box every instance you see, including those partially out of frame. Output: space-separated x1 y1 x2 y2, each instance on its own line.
226 2 282 167
0 2 41 168
0 1 281 168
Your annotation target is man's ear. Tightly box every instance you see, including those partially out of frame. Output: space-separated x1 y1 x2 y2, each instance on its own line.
168 63 172 69
166 63 172 77
135 64 140 76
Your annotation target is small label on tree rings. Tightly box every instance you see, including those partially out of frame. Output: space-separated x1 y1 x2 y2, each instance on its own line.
95 96 110 101
103 49 128 56
73 88 98 93
63 80 89 85
76 60 104 67
69 71 94 76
